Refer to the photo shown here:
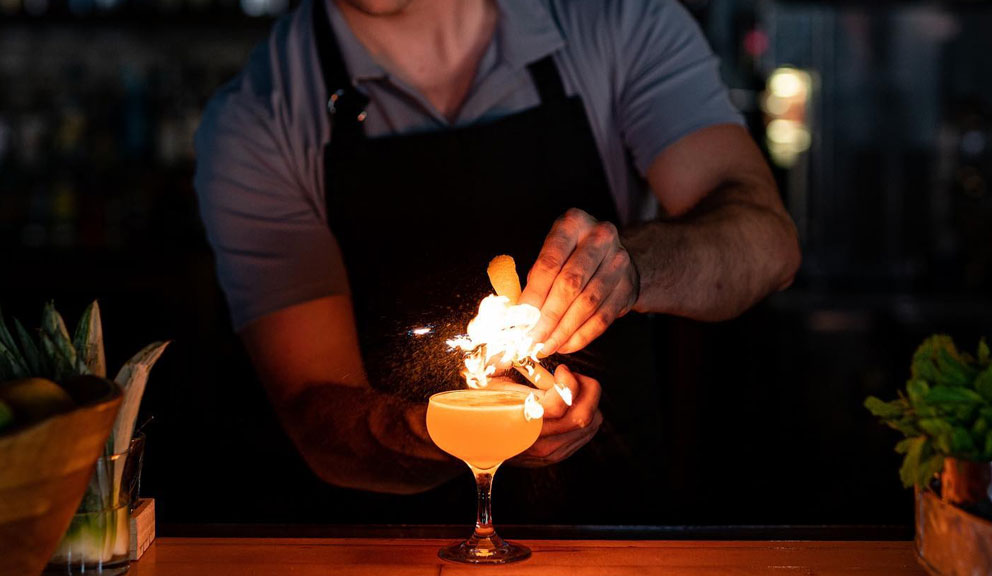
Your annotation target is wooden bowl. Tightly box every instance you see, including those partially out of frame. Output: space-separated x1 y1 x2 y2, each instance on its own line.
0 379 122 576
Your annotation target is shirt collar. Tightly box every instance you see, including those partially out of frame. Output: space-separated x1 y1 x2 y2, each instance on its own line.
493 0 564 70
322 0 565 86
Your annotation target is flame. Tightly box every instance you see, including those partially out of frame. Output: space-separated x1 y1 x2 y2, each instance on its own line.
446 295 543 389
524 392 544 421
554 384 573 406
447 294 573 407
516 356 543 384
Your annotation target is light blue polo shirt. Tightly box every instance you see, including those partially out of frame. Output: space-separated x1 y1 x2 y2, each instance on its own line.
195 0 743 330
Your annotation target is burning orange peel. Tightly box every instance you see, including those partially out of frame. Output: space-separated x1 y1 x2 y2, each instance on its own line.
447 255 573 408
487 255 522 303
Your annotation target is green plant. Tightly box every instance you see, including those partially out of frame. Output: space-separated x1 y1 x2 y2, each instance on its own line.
865 335 992 488
1 301 168 564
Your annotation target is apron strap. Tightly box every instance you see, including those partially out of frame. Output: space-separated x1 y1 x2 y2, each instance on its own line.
527 55 567 103
313 0 369 140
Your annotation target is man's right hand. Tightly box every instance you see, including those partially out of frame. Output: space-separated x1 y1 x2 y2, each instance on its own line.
241 295 460 494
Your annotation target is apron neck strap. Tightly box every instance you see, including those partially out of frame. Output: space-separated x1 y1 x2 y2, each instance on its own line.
313 0 369 134
526 55 566 103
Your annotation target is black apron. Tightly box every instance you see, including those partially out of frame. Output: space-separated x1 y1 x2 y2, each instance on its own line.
314 0 664 524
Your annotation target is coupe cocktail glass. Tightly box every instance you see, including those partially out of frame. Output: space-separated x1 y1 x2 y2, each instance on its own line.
426 389 542 564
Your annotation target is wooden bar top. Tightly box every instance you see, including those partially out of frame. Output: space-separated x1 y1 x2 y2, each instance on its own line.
130 537 926 575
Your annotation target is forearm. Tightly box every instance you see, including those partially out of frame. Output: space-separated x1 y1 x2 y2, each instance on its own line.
278 384 461 494
623 185 800 321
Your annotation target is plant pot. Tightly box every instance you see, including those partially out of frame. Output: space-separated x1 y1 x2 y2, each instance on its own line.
939 458 992 516
916 485 992 576
0 378 122 576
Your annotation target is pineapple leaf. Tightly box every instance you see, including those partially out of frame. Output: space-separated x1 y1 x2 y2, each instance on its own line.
0 309 26 379
0 308 19 354
38 331 85 382
73 301 106 378
0 339 28 380
38 331 70 381
112 341 170 453
13 318 42 376
41 302 81 376
117 341 171 382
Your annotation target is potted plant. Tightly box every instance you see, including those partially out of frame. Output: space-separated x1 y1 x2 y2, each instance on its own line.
0 301 167 576
865 335 992 575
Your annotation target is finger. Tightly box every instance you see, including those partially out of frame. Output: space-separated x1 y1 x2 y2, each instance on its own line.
555 274 636 355
540 386 568 420
541 246 627 356
529 222 619 347
539 368 601 436
539 364 578 419
519 209 597 310
513 362 555 391
514 410 603 466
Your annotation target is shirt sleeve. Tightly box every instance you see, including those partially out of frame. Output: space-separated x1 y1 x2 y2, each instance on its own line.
614 0 744 176
194 76 348 331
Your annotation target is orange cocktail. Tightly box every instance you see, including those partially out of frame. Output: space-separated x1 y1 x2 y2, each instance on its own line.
426 389 542 470
426 388 543 564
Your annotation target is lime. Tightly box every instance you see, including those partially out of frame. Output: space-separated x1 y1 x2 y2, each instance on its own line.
0 378 75 423
0 399 13 431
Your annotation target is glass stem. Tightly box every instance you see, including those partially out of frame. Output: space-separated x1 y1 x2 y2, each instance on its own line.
473 469 496 538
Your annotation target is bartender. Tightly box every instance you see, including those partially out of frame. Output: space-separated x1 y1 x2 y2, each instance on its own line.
194 0 799 519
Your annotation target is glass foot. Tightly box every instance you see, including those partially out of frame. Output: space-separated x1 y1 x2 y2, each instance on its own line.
438 532 531 565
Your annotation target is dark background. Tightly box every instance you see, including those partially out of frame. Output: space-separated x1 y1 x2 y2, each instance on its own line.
2 0 992 531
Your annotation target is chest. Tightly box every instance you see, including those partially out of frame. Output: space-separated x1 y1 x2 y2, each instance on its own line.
374 40 494 121
353 43 544 135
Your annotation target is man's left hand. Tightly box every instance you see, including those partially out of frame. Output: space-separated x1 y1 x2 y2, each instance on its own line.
491 365 603 468
519 208 639 356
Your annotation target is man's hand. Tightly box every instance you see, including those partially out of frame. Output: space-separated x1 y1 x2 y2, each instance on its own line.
493 365 603 468
519 209 639 356
524 125 800 343
242 295 461 494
